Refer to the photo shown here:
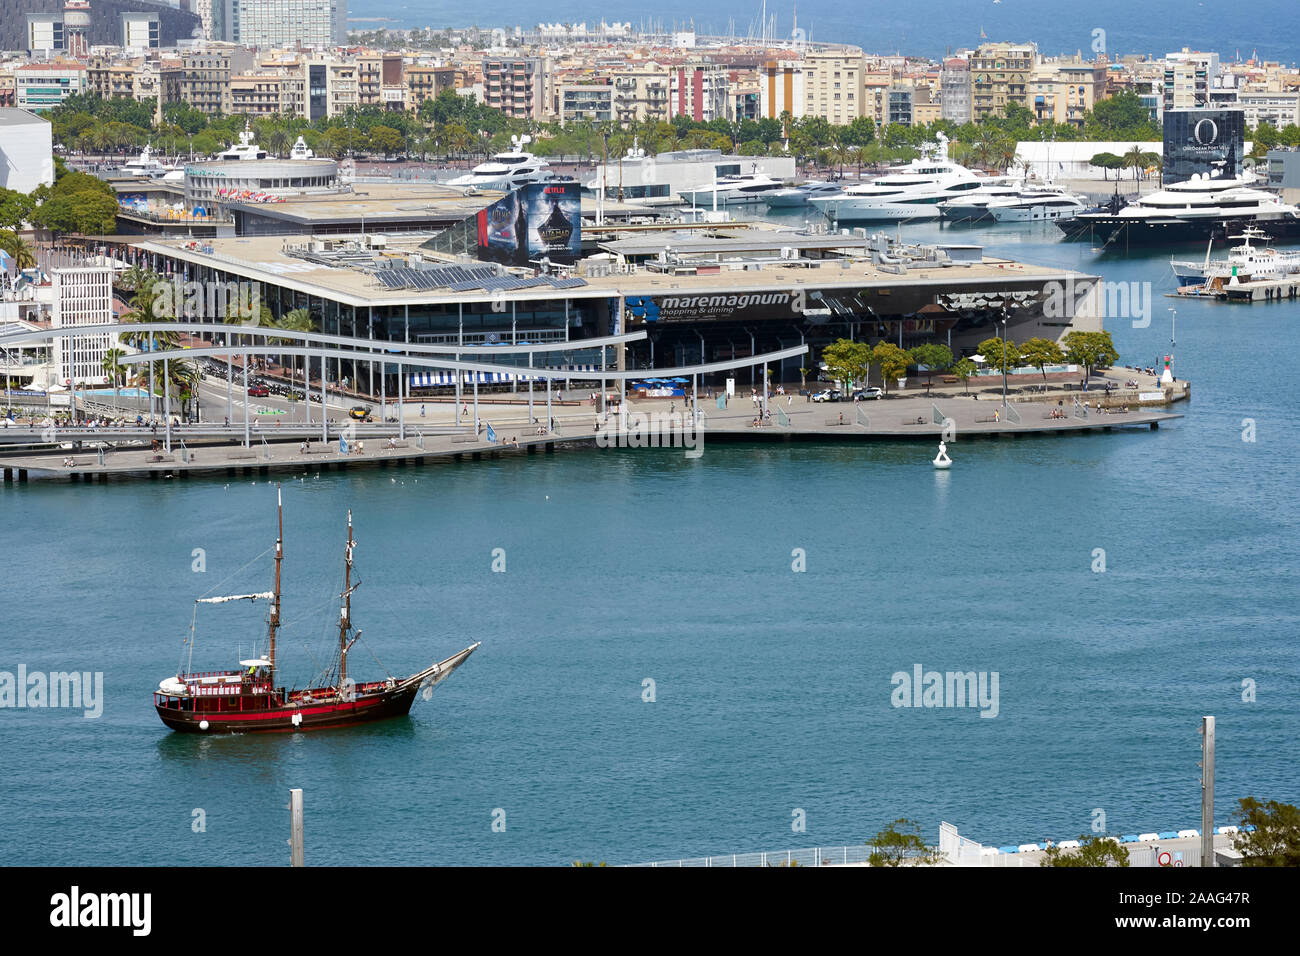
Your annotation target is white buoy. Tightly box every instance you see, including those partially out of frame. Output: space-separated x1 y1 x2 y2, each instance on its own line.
198 720 209 730
933 441 952 469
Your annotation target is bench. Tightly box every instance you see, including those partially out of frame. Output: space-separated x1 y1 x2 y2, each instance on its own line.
227 451 257 460
451 435 477 444
941 375 958 384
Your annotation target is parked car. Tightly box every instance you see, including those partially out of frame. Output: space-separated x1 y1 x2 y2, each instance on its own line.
811 389 842 403
246 384 270 397
852 387 884 400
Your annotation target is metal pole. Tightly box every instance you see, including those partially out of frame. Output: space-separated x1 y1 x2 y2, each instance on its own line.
148 332 155 422
320 354 327 444
528 352 534 425
455 303 463 412
227 333 233 424
288 788 304 867
546 375 552 432
1201 716 1216 868
1000 316 1008 409
243 357 250 447
473 376 478 435
164 356 172 452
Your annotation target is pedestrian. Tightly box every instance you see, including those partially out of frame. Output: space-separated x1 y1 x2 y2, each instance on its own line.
420 404 425 417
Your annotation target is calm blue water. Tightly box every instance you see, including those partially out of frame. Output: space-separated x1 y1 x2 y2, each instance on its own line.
350 0 1300 64
3 219 1299 866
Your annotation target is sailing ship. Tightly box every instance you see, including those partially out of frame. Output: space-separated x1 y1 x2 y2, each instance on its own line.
154 488 478 733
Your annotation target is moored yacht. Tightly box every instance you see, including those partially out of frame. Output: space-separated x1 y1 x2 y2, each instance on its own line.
936 176 1026 222
986 186 1088 222
446 135 551 192
1057 171 1300 243
764 180 845 208
1171 228 1300 284
679 171 788 205
809 134 992 222
118 145 177 179
216 122 269 161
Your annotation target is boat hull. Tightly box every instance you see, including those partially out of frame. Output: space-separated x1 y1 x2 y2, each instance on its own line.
1057 214 1300 244
156 683 422 734
811 199 944 221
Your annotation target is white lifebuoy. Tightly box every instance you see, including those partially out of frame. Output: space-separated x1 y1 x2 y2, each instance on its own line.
291 713 303 727
198 720 209 731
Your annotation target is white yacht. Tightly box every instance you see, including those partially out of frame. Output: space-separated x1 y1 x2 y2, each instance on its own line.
764 181 846 208
936 176 1027 222
809 135 989 222
446 135 551 192
289 136 315 160
679 171 788 206
986 186 1088 223
118 145 177 179
216 122 269 162
1171 228 1300 284
1058 170 1300 243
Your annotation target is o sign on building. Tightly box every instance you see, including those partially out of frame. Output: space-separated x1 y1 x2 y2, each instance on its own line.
1193 118 1219 146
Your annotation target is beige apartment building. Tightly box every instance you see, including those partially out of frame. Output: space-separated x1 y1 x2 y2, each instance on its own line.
609 64 671 124
1029 60 1108 128
802 50 865 124
970 41 1037 121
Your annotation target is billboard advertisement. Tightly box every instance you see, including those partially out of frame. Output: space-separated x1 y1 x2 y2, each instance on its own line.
475 181 581 266
1163 109 1245 184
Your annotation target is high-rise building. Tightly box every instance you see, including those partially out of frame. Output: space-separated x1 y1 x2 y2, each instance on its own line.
801 50 865 124
1163 49 1220 112
940 57 971 124
671 62 729 122
52 267 113 389
210 0 347 48
759 59 804 120
483 57 549 121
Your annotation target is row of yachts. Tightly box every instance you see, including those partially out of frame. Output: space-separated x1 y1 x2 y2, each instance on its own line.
678 155 1300 244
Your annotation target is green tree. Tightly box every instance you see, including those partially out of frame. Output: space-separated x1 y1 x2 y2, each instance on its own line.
1088 152 1124 181
1040 835 1130 867
908 343 953 386
367 124 404 157
1018 337 1065 381
0 230 37 270
872 341 911 394
1234 797 1300 866
952 357 978 396
276 307 315 400
1062 330 1119 378
976 336 1021 375
0 188 37 231
866 818 941 867
819 338 873 393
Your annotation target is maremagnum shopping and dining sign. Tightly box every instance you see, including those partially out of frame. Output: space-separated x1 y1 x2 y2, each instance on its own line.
624 290 805 323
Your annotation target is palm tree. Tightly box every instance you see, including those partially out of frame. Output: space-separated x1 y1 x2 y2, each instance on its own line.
0 231 36 270
102 347 128 411
1124 144 1146 185
276 307 315 404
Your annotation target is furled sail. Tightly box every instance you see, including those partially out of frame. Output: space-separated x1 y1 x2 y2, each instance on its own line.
196 592 275 604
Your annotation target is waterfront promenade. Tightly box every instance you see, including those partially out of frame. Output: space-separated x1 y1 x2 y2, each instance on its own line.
0 364 1184 483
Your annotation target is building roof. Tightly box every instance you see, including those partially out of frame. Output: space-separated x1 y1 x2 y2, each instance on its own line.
0 107 51 127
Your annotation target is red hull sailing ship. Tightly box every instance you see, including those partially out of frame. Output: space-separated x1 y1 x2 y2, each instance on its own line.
154 488 478 733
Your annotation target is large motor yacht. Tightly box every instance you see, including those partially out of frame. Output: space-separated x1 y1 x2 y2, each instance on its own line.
985 186 1088 223
445 135 551 192
1057 171 1300 243
809 135 994 222
679 170 788 206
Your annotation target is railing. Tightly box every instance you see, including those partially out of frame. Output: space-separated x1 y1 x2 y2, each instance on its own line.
630 845 877 867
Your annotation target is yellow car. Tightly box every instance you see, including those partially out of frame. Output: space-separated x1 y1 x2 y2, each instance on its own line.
348 406 372 422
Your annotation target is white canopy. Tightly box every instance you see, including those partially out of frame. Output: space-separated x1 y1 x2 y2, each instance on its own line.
239 658 272 668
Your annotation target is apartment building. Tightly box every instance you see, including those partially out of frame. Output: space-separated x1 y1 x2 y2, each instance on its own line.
940 57 972 123
1163 49 1220 112
231 72 288 115
404 63 459 112
163 48 255 116
670 62 730 122
760 59 804 120
1238 91 1300 129
970 41 1037 121
1030 60 1108 128
483 57 549 120
210 0 347 49
609 64 671 124
557 81 613 125
14 62 87 113
87 55 141 100
801 50 865 124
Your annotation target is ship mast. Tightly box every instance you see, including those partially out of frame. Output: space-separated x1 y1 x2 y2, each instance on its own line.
269 485 283 679
338 509 360 687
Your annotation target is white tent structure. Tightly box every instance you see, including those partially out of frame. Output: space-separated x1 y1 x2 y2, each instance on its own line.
1014 141 1162 181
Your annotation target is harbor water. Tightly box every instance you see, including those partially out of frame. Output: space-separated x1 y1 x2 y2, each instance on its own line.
3 221 1299 865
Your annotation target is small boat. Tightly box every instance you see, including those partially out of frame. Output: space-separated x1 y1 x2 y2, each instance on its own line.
154 488 478 733
932 441 952 469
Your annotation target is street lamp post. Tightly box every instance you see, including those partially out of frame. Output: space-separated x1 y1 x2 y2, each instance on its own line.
1000 314 1009 408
